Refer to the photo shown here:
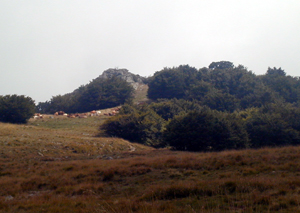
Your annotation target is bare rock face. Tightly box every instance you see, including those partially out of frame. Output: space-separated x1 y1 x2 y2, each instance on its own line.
99 68 146 89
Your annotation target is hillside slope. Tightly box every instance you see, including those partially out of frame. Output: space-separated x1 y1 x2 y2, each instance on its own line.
0 116 152 162
1 117 300 212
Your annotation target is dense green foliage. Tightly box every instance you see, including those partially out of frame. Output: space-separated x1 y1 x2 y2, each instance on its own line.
101 104 166 147
148 65 200 100
260 67 300 103
101 100 204 147
148 99 202 120
36 75 134 114
147 62 300 111
102 100 300 151
102 61 300 151
243 104 300 148
0 95 35 124
163 108 249 151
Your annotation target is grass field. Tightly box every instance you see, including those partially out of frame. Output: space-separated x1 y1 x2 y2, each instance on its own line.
1 114 300 212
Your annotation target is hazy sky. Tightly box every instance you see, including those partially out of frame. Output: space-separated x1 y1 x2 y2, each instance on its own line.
1 1 300 103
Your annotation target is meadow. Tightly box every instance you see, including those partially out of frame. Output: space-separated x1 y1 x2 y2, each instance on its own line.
1 114 300 212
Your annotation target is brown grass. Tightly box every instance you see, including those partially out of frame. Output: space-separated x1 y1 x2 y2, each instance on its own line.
1 117 300 212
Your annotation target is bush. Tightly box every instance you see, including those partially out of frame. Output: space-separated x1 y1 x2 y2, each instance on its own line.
101 108 166 147
0 95 35 124
245 107 300 148
163 108 249 151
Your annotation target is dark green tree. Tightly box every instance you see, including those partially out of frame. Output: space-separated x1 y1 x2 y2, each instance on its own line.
208 61 234 70
261 67 300 103
0 95 35 124
47 94 75 114
245 112 300 148
147 65 199 100
209 64 262 99
244 103 300 148
266 67 286 76
187 81 213 101
202 89 238 112
240 86 277 109
101 108 166 147
77 75 134 112
36 101 51 114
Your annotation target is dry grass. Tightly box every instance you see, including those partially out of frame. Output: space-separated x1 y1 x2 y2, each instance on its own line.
1 116 300 212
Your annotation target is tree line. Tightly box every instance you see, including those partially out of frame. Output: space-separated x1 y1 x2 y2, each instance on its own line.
101 61 300 151
148 62 300 111
2 60 300 153
101 99 300 151
0 73 135 124
36 75 134 114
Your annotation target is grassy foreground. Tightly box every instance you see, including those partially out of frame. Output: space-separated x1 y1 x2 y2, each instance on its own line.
1 116 300 212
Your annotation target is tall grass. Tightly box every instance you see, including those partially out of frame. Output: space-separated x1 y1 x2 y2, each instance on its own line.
1 118 300 212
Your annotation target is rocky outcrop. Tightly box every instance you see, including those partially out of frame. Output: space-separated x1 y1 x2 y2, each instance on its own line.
100 68 145 83
98 68 147 90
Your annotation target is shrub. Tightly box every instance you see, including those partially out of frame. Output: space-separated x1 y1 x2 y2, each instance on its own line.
163 108 249 151
0 95 35 124
101 109 166 147
245 110 300 148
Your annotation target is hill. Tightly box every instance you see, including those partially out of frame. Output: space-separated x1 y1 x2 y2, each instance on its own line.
1 117 300 212
3 62 300 211
36 68 148 114
100 62 300 151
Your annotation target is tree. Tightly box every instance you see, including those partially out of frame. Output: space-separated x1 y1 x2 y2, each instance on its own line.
245 112 300 148
244 103 300 148
77 75 134 112
202 90 239 112
266 67 286 76
209 64 261 99
0 95 35 124
208 61 234 70
36 101 51 114
101 108 166 147
240 86 277 109
261 67 300 103
147 65 199 100
187 81 213 101
47 94 75 114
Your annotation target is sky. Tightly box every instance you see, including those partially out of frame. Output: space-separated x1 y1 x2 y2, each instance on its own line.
1 0 300 103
